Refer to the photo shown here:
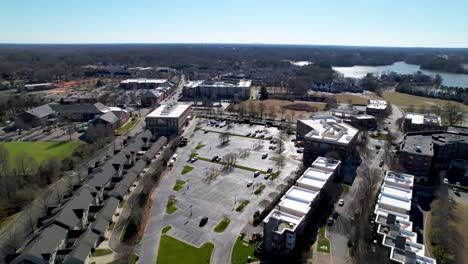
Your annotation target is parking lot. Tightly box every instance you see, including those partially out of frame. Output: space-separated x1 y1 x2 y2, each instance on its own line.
139 118 302 264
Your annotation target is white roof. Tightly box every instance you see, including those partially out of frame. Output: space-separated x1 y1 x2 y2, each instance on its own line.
279 198 310 215
285 186 319 203
384 171 414 189
185 79 252 89
378 184 412 212
263 209 303 233
367 99 388 110
146 103 191 118
312 157 340 172
404 112 441 125
374 206 410 221
184 80 204 88
121 78 167 84
301 116 358 145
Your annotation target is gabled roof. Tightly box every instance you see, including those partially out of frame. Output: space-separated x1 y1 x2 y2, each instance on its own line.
63 243 92 264
11 224 68 264
87 164 116 189
52 188 94 229
98 111 119 125
90 216 110 236
99 197 119 222
49 103 107 115
25 104 55 118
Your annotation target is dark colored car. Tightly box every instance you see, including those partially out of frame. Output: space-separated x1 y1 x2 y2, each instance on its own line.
199 216 208 227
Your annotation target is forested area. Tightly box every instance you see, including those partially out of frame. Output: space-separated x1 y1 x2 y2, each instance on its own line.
1 44 467 83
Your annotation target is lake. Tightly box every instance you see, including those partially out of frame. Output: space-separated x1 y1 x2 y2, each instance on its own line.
332 61 468 88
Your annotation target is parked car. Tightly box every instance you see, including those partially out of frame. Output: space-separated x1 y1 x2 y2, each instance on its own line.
264 174 271 180
247 180 253 187
254 171 261 177
327 217 334 226
297 148 304 153
190 157 198 163
338 199 344 206
172 154 178 160
379 160 384 167
199 216 208 227
443 178 449 184
246 133 252 137
332 211 339 219
262 153 268 159
266 168 273 173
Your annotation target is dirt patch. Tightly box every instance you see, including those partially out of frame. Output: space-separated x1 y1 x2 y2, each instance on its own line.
228 99 327 119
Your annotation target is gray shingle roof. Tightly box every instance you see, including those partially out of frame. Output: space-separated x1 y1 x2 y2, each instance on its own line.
63 243 92 264
49 103 106 115
11 224 68 264
53 188 94 229
26 104 55 118
98 112 119 125
90 216 110 236
99 197 119 222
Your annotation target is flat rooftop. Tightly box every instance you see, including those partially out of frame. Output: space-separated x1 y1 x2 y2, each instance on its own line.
384 171 414 189
367 99 388 110
312 157 341 171
121 78 167 84
400 134 434 156
146 103 191 118
264 209 303 233
405 112 441 125
301 116 358 145
184 79 252 89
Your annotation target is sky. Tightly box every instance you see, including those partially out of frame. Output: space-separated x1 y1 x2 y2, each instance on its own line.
2 0 468 48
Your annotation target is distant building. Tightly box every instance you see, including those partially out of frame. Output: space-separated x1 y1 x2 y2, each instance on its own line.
311 80 363 93
399 127 468 183
297 116 359 166
119 78 168 90
140 88 170 107
23 82 55 92
366 99 389 116
403 113 442 132
14 104 57 129
146 103 192 137
373 171 436 264
182 79 251 101
263 157 340 257
331 109 377 130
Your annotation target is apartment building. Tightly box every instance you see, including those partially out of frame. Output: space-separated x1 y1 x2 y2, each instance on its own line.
404 113 442 132
119 78 168 90
182 79 251 101
373 171 436 264
297 116 359 166
399 127 468 183
146 103 192 137
366 99 389 116
263 157 340 257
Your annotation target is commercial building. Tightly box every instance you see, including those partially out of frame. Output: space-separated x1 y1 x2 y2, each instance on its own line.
399 127 468 183
23 82 55 91
331 109 377 130
366 99 389 116
373 171 436 264
297 116 359 166
403 113 442 132
263 157 340 257
119 78 168 90
182 78 251 101
146 103 192 137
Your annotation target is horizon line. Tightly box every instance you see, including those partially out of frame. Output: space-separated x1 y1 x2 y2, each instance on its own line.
0 42 467 49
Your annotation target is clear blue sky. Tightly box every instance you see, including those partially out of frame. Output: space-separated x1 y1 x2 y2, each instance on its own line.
2 0 468 47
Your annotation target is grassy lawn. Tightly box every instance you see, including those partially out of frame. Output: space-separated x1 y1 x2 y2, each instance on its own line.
195 143 206 150
254 184 266 195
181 166 194 175
116 117 137 135
372 133 390 141
235 200 250 212
92 248 112 257
0 213 19 234
108 222 115 231
382 91 468 111
231 236 258 264
317 225 331 254
214 217 230 233
173 180 186 191
341 184 350 195
157 234 214 264
162 226 172 234
166 198 177 214
334 93 368 105
119 200 125 208
0 141 82 165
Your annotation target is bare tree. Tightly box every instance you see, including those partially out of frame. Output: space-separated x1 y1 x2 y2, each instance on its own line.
222 153 238 171
218 132 230 145
442 103 464 126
